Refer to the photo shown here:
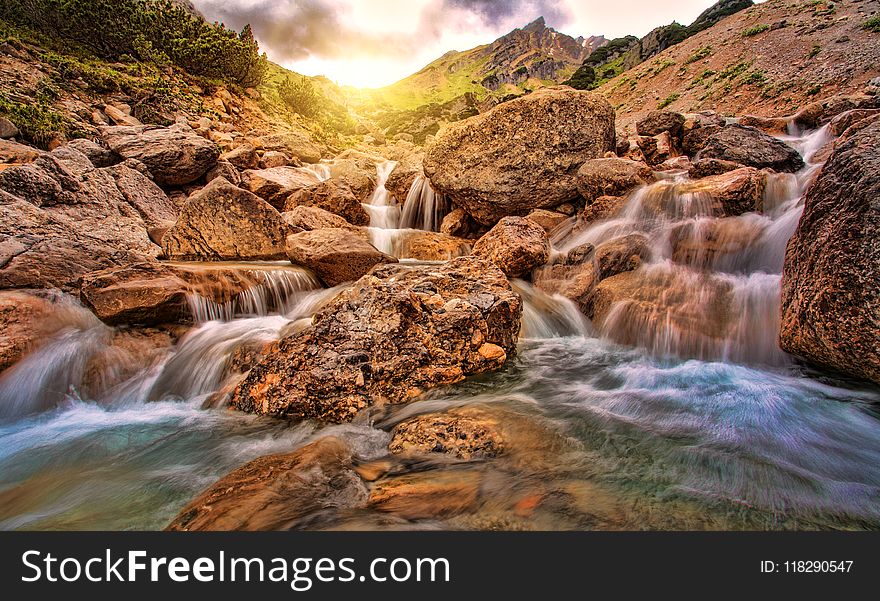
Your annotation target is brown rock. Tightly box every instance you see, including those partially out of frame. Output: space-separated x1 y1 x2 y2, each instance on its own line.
103 105 141 126
636 110 685 141
738 115 790 135
524 209 569 234
688 158 743 179
0 139 40 164
440 207 483 239
392 230 472 261
368 470 480 520
700 124 804 172
281 205 360 233
667 168 767 216
205 160 241 186
829 109 880 137
389 407 504 460
241 166 321 209
80 262 189 326
328 159 377 202
0 117 19 139
167 437 368 531
254 131 322 164
472 217 551 278
682 124 721 156
576 158 654 202
231 257 521 422
162 177 289 261
780 119 880 384
637 131 677 166
284 180 370 226
0 291 55 372
285 228 396 286
582 195 626 223
385 154 423 204
423 88 615 225
259 151 291 169
99 123 219 186
671 217 763 269
65 139 118 168
219 144 259 170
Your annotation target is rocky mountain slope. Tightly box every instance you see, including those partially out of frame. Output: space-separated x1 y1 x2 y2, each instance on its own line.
600 0 880 132
363 17 606 112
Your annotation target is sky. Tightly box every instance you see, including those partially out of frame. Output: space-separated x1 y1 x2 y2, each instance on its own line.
189 0 741 88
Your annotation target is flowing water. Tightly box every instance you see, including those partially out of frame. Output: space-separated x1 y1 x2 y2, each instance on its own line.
1 128 879 530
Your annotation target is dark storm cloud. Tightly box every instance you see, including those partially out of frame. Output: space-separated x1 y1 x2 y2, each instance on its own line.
190 0 573 64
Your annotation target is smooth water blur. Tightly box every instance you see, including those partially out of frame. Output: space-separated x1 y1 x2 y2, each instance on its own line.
1 126 879 530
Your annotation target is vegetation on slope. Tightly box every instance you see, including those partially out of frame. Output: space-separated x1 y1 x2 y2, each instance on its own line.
0 0 267 87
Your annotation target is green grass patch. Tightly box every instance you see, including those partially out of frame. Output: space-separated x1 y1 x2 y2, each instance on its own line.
742 70 768 87
657 93 680 109
742 24 770 37
0 93 67 147
684 46 712 64
865 16 880 32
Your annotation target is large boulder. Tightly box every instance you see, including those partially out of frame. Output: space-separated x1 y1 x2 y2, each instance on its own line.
328 159 377 202
162 177 289 261
167 437 368 531
423 88 615 224
80 262 190 326
99 123 220 186
219 144 259 170
472 217 550 278
780 120 880 384
285 229 397 286
231 257 522 422
241 166 321 209
284 180 370 226
281 205 361 234
0 157 171 291
576 158 654 202
700 124 804 172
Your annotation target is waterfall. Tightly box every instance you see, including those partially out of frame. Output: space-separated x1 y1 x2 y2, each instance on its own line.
302 162 332 182
399 175 450 232
549 126 830 367
514 280 592 339
184 266 321 323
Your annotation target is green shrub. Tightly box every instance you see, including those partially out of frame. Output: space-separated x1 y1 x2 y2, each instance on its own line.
563 65 596 90
865 16 880 32
742 70 768 87
278 76 322 118
657 93 680 109
0 92 66 147
742 24 770 37
0 0 267 86
806 84 821 96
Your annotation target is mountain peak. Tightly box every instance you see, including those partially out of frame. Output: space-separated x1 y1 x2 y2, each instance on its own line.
522 17 547 33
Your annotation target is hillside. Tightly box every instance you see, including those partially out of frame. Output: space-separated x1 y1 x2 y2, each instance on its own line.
364 17 606 112
599 0 880 132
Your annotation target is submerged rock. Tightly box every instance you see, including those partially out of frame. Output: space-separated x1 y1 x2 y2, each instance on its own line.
167 437 368 531
231 257 522 422
700 124 804 172
389 407 505 460
472 217 550 278
99 123 219 186
780 119 880 384
286 229 396 286
162 177 289 261
423 88 615 224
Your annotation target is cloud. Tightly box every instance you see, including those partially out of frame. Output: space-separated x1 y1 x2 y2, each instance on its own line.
190 0 572 64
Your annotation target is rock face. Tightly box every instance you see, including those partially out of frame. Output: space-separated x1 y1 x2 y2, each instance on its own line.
284 180 370 226
423 88 615 224
780 120 880 384
700 124 804 172
80 262 190 326
241 166 321 209
285 229 396 286
0 292 56 372
231 257 522 422
167 437 368 531
576 158 654 202
99 124 219 186
162 177 289 261
0 152 172 291
472 217 551 278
